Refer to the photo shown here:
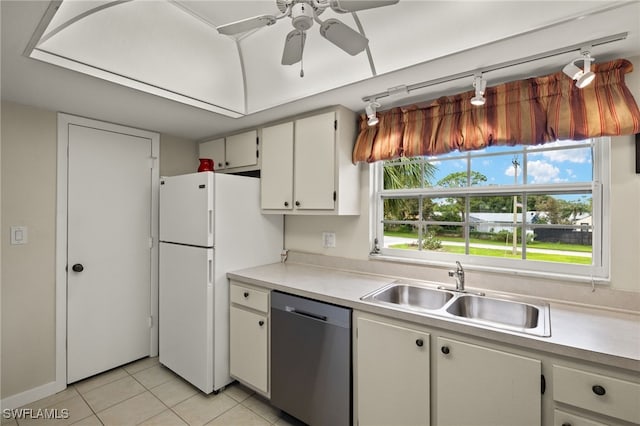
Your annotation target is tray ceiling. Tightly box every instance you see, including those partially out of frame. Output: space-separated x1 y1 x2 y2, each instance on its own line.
27 0 640 118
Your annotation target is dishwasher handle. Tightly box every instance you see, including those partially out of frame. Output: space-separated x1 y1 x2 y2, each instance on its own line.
285 306 328 322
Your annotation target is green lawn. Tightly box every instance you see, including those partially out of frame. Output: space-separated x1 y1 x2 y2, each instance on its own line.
384 230 592 253
388 243 592 265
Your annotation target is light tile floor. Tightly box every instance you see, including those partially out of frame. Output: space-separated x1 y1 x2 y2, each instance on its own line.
3 357 305 426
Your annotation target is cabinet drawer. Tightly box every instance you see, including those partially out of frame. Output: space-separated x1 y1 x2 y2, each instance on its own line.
230 283 269 313
554 409 608 426
553 365 640 424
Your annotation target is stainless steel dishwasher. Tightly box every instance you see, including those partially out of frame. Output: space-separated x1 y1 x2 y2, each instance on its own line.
271 291 351 426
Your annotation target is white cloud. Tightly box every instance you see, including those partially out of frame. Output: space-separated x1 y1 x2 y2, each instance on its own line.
526 160 562 183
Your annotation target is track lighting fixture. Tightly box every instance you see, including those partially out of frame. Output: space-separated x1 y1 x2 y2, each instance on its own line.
470 74 487 106
563 50 595 88
365 101 381 126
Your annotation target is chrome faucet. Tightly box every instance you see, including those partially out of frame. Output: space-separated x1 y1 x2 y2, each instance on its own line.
448 261 465 292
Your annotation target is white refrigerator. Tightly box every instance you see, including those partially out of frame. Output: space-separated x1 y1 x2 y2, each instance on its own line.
159 171 283 393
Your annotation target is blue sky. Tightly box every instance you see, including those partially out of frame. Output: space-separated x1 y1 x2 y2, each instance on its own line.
427 140 593 187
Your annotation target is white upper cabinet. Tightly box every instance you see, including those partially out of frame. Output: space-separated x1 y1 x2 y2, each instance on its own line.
261 106 360 215
199 138 225 171
200 130 258 172
294 112 336 210
261 122 294 210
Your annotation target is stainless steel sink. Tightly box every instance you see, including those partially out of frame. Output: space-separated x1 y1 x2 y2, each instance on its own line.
361 281 551 337
361 281 455 311
445 294 547 333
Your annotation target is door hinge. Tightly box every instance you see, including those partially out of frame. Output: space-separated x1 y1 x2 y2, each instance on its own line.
256 149 259 159
148 157 158 169
334 120 337 131
148 316 153 328
333 190 336 202
148 237 153 248
541 374 546 394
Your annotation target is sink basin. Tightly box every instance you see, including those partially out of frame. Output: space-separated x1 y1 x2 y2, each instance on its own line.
445 294 550 336
361 281 454 311
361 281 551 337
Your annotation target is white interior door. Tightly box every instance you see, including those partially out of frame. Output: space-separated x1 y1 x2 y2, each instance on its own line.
67 123 153 383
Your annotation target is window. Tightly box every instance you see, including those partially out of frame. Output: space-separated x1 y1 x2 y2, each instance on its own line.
373 138 610 280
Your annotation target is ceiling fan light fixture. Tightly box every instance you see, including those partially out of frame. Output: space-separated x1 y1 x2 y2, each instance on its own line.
470 74 487 106
291 2 314 31
365 101 380 126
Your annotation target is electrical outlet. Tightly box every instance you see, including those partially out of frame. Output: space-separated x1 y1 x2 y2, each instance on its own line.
322 232 336 248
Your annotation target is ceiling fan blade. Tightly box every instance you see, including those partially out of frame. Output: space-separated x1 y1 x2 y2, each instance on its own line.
216 15 277 35
330 0 399 13
282 30 306 65
319 19 368 56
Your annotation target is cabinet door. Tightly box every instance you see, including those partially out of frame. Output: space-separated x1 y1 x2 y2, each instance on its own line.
436 337 541 426
226 130 258 169
294 111 335 210
357 316 430 426
261 122 294 210
199 138 226 170
230 306 268 394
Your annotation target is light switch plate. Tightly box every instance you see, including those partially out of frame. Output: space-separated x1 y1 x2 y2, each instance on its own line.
10 226 28 245
322 232 336 248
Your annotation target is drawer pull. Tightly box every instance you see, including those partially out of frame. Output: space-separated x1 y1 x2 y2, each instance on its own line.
561 423 571 426
592 385 606 396
415 339 424 347
243 292 249 298
258 320 265 326
441 346 450 355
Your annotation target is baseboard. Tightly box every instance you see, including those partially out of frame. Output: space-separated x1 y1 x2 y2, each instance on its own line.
1 381 65 410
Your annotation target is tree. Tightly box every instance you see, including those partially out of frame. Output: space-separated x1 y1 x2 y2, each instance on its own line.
383 158 437 222
436 171 487 188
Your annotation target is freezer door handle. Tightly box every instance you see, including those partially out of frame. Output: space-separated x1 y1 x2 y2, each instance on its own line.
208 209 213 240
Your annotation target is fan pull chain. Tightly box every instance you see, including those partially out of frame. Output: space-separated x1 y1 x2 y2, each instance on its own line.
300 31 305 78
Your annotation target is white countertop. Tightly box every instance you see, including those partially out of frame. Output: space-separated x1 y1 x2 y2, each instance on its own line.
228 261 640 371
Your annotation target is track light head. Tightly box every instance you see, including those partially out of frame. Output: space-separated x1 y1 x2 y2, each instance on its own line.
471 74 487 106
563 50 595 88
365 101 380 126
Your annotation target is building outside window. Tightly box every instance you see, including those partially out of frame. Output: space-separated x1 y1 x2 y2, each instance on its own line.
373 138 610 280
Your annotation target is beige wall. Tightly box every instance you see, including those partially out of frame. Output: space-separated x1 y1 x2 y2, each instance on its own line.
284 55 640 296
0 101 198 399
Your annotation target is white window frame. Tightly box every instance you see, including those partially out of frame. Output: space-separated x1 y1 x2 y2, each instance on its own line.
371 138 611 283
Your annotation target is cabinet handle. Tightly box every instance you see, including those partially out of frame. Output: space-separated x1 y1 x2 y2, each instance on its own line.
217 162 223 167
295 201 301 207
415 339 424 347
225 161 230 166
258 320 264 326
441 346 450 355
243 292 249 298
561 423 571 426
592 385 606 396
284 201 289 207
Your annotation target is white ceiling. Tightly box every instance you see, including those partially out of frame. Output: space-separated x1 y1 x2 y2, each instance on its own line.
2 1 640 141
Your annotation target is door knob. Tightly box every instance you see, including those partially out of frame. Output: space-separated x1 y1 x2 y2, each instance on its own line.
72 264 84 272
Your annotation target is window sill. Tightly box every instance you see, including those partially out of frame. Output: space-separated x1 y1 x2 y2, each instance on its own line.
368 252 610 285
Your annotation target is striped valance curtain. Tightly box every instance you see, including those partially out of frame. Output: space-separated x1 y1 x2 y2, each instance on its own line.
352 59 640 163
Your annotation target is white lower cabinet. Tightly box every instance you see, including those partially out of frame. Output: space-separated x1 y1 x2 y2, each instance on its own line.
356 313 430 426
435 336 542 426
554 409 608 426
552 364 640 425
229 282 269 396
354 311 542 426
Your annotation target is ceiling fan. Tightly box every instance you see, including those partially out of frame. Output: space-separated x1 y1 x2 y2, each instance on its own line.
216 0 400 68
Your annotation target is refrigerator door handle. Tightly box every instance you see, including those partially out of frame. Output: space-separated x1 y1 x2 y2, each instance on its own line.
208 209 213 241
